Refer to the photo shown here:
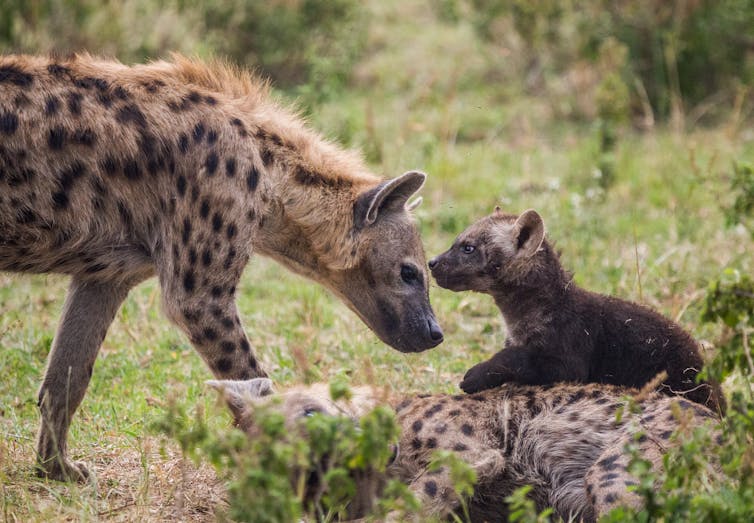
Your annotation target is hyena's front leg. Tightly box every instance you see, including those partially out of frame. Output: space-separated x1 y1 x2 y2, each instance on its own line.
158 236 266 381
37 278 133 481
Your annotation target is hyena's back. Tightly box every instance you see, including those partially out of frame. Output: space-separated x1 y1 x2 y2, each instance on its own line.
0 55 260 284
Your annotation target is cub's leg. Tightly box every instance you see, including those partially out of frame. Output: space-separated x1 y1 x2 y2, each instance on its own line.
37 278 133 481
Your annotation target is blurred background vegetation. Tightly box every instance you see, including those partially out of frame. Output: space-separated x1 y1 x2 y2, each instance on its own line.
2 0 754 521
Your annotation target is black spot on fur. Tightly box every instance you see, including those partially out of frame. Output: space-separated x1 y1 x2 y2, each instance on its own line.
52 191 69 210
188 248 198 265
424 404 443 418
201 249 212 267
67 92 83 116
178 133 189 154
226 223 237 239
183 270 196 293
604 493 617 504
207 129 218 145
412 420 423 433
597 453 621 471
205 152 219 175
72 128 96 146
116 104 147 128
225 157 237 177
660 430 673 440
16 208 37 224
246 166 260 192
211 213 223 232
220 341 235 353
0 65 33 87
260 147 273 166
449 409 461 417
424 480 438 498
461 424 474 436
410 438 422 451
0 111 19 134
216 358 233 373
177 175 187 196
47 63 70 77
193 122 205 143
100 156 119 176
48 127 66 149
426 438 437 449
205 95 217 105
45 95 61 115
58 161 86 190
204 327 218 341
240 339 250 353
181 218 192 245
211 286 223 298
123 160 141 181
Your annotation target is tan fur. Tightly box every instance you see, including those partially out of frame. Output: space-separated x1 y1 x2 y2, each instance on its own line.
217 380 721 521
0 54 440 481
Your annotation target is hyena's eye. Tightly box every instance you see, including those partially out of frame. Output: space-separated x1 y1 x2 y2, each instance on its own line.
303 406 322 417
400 264 420 284
462 244 475 254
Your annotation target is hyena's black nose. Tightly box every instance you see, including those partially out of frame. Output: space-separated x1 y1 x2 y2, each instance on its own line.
428 317 444 343
428 257 438 269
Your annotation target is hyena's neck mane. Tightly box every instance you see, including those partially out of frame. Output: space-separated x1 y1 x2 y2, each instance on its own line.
161 55 383 276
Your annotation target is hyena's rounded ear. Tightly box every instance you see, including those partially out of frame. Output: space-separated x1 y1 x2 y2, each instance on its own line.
206 378 275 421
355 170 426 226
513 209 545 258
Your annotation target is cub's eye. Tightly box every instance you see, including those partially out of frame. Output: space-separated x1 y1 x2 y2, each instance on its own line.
401 264 419 284
303 406 320 417
462 245 475 254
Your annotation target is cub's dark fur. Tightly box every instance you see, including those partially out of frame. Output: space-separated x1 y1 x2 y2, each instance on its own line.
429 208 725 413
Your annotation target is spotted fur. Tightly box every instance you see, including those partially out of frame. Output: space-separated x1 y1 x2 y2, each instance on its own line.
214 380 720 521
0 54 442 481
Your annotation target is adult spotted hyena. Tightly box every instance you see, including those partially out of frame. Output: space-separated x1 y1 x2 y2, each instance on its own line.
213 379 720 522
0 54 443 481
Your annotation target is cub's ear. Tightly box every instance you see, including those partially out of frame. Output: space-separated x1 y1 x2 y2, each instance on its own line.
206 378 275 421
513 209 545 257
355 170 426 226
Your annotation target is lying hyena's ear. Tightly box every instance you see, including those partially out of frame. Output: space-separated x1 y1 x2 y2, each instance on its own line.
355 170 426 226
513 209 545 257
206 378 275 421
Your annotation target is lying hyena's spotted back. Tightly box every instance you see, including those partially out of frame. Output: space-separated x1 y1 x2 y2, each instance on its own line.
0 54 442 481
215 380 721 522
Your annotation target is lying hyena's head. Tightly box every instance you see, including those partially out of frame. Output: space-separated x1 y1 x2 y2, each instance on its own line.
208 379 385 518
429 207 546 292
335 171 443 353
207 378 378 434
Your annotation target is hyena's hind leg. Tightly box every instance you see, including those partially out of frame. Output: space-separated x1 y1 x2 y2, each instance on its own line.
157 230 266 381
37 278 133 481
584 435 665 519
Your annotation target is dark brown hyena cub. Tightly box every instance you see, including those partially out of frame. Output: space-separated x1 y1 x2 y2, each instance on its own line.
429 207 724 413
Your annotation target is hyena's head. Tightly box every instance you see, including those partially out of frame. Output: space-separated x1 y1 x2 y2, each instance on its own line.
429 207 546 292
335 171 443 353
207 379 386 518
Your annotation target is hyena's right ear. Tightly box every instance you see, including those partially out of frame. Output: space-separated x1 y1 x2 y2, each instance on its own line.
206 378 275 422
354 170 426 227
512 209 545 258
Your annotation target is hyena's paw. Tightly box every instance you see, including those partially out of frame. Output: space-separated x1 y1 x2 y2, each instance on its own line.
460 360 505 393
36 457 91 483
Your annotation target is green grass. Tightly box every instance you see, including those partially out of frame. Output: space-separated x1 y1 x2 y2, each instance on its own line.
2 1 754 521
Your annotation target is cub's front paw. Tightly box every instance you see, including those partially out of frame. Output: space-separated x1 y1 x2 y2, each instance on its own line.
460 361 504 393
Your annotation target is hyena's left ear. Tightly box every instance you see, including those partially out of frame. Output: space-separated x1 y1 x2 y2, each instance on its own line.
207 378 275 422
355 170 426 226
513 209 545 257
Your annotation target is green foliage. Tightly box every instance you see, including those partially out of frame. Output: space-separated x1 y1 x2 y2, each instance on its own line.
153 384 408 522
505 485 553 523
724 163 754 237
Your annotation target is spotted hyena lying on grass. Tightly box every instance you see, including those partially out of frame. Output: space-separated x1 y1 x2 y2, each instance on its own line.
211 378 720 521
0 54 443 481
429 207 725 413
